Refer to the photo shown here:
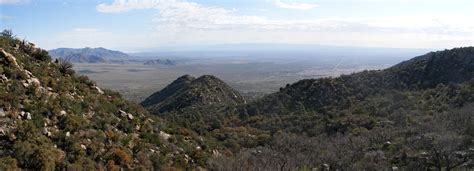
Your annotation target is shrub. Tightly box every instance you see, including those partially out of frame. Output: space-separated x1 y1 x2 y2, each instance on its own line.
32 49 51 61
0 157 19 171
108 148 132 167
58 58 74 75
1 29 15 39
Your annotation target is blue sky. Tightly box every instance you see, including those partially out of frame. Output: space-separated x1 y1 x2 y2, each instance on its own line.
0 0 473 51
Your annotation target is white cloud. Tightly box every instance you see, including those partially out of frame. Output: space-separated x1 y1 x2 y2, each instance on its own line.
92 0 473 49
96 0 473 34
0 0 28 5
97 0 160 13
274 0 318 10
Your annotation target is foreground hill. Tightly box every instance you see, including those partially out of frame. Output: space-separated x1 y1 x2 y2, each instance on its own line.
142 75 245 113
0 33 208 170
48 47 130 63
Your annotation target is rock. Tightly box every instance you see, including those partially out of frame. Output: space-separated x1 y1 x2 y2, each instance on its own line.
135 125 140 131
127 113 134 120
24 70 33 78
27 78 40 86
26 112 32 120
19 111 25 117
0 108 5 117
59 110 66 116
43 118 51 126
212 149 221 157
0 74 7 82
0 49 19 68
80 144 87 150
9 133 16 141
392 166 398 170
46 87 53 91
160 131 171 140
119 110 127 117
95 86 104 94
65 131 70 137
0 128 5 136
42 128 51 136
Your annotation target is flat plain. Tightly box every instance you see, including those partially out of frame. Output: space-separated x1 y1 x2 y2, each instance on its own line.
74 56 396 102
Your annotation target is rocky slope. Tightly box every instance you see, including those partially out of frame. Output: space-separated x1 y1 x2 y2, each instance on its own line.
0 34 207 170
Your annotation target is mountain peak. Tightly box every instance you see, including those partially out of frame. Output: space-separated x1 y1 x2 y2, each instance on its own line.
142 74 245 113
177 74 195 81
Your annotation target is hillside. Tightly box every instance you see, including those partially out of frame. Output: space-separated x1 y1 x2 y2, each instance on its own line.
142 75 245 113
246 47 474 115
48 47 130 63
143 47 474 170
2 29 473 170
0 33 209 170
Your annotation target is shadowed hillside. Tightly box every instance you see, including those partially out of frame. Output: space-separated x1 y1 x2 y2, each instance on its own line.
142 74 245 113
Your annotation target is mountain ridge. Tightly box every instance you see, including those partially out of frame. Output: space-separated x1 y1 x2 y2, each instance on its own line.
245 46 474 115
48 47 130 63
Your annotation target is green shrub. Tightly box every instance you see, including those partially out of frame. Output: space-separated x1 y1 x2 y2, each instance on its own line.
31 49 51 61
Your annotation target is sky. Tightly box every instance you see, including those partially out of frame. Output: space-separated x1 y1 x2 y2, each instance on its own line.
0 0 473 52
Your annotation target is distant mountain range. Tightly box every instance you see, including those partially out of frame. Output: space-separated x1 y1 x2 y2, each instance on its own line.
49 47 179 65
143 59 176 66
48 47 130 63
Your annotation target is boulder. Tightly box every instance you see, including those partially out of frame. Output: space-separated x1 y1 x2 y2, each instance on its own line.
0 49 19 68
0 108 5 117
94 86 104 94
127 113 134 120
26 112 32 120
159 131 171 140
119 110 127 117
